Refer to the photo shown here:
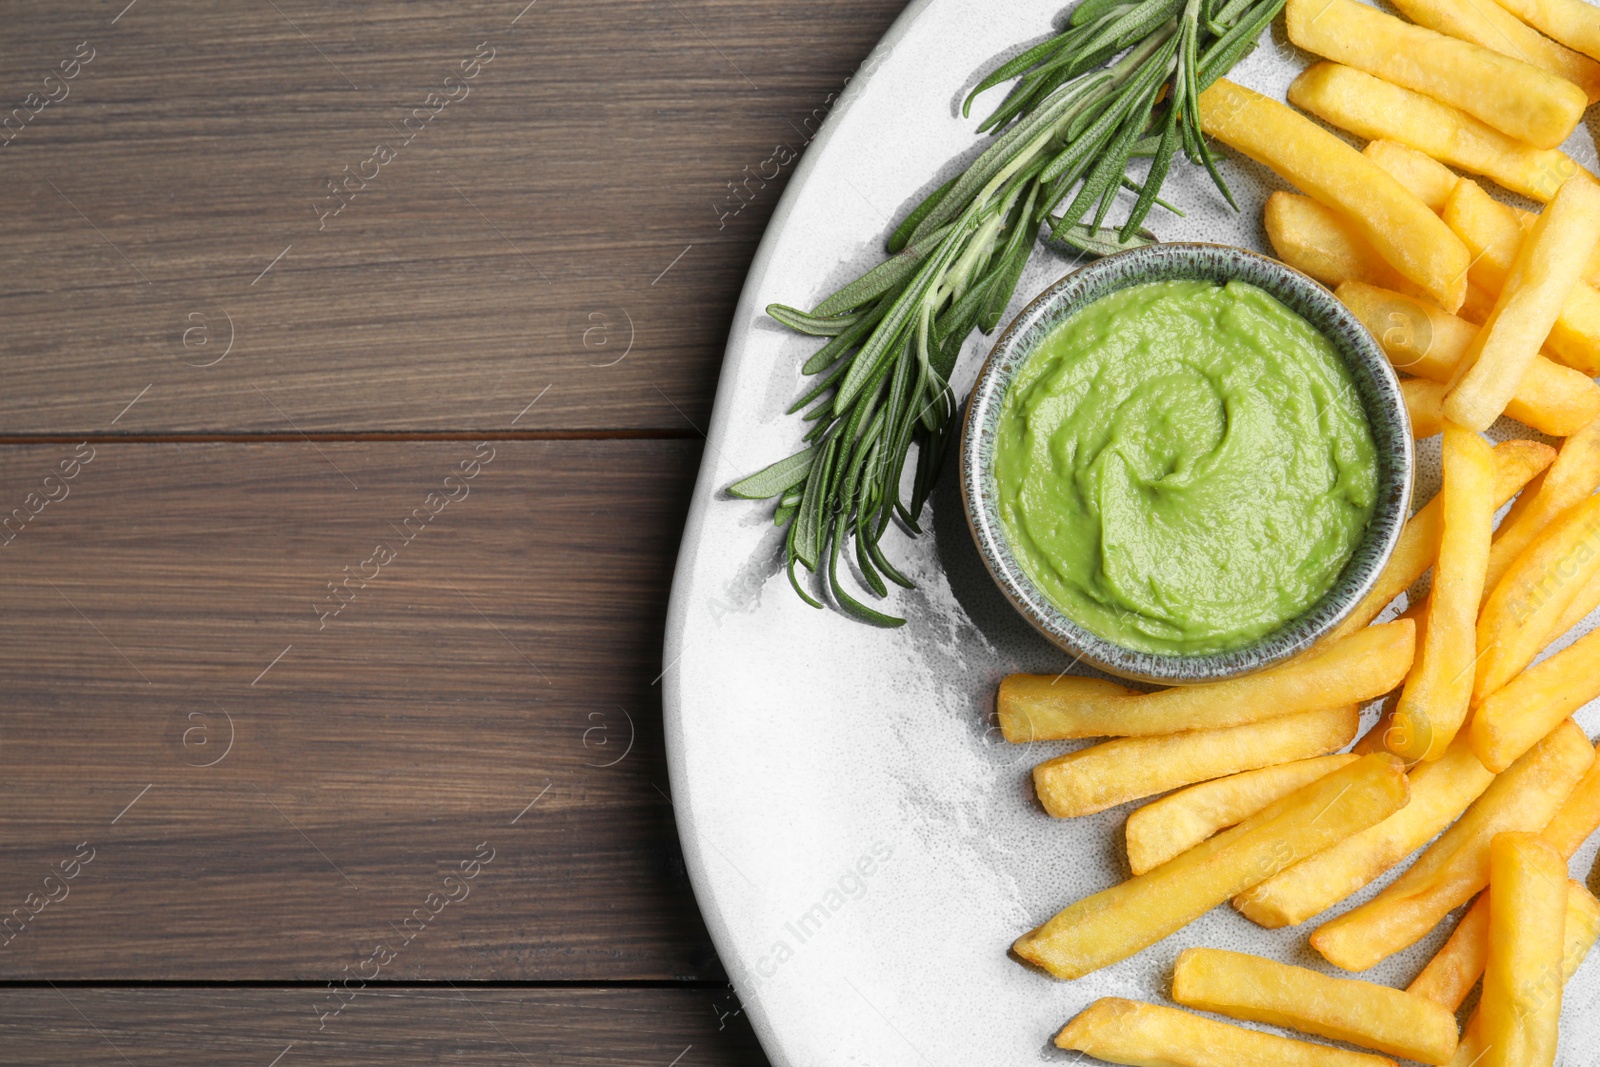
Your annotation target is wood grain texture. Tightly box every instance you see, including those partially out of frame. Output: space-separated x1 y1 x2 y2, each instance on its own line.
0 986 764 1065
0 440 728 980
0 0 907 434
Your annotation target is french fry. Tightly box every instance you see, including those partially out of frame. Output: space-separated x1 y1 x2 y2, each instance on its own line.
1391 0 1600 103
1286 0 1586 148
1442 177 1600 375
1485 417 1600 600
1410 880 1600 1011
1479 832 1567 1067
1172 947 1459 1064
998 621 1413 742
1363 140 1459 211
1473 627 1600 771
1491 0 1600 64
1389 423 1495 760
1016 754 1410 979
1336 282 1600 435
1125 754 1361 875
1199 79 1470 310
1236 736 1494 928
1288 62 1587 204
1033 705 1360 818
1516 204 1600 287
1266 193 1432 298
1403 380 1446 438
1445 176 1600 429
1549 554 1600 637
1475 495 1600 701
1055 998 1400 1067
1325 440 1553 642
1310 721 1593 971
1445 878 1600 1067
1408 744 1600 1007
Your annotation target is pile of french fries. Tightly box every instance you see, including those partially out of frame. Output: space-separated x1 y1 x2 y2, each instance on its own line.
1001 4 1600 1059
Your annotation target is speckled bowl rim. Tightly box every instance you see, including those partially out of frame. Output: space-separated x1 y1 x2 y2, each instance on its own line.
960 242 1414 685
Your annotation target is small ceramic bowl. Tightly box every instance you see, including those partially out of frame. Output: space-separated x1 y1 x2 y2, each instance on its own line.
960 242 1413 685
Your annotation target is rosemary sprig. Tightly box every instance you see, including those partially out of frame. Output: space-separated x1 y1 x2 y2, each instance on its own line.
730 0 1285 625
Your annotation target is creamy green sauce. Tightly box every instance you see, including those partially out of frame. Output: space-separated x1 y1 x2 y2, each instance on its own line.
994 279 1378 655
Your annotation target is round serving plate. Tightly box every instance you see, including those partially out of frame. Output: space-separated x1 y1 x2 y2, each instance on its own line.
662 2 1600 1064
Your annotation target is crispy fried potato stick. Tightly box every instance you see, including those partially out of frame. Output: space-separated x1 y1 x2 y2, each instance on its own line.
1444 878 1600 1067
1403 380 1446 438
1324 440 1553 644
1017 755 1409 980
1173 947 1459 1064
1033 705 1360 818
1124 755 1359 874
1266 193 1433 298
1409 744 1600 1006
998 622 1413 742
1287 0 1586 148
1389 423 1495 760
1516 204 1600 287
1478 833 1567 1067
1410 880 1600 1010
1445 176 1600 429
1474 627 1600 771
1491 0 1600 63
1485 417 1600 599
1363 140 1460 211
1337 282 1600 435
1236 737 1494 928
1475 495 1600 700
1289 62 1588 204
1442 177 1600 375
1390 0 1600 103
1200 79 1470 310
1310 721 1593 970
1055 998 1400 1067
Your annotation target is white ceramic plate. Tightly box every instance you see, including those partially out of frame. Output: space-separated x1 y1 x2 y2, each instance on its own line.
663 3 1600 1063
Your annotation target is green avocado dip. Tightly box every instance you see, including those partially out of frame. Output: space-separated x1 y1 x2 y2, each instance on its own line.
994 278 1378 655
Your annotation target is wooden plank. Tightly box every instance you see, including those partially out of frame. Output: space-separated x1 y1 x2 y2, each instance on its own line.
0 0 905 434
0 986 766 1065
0 440 729 979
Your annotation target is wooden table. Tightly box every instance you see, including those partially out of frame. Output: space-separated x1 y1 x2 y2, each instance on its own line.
0 1 905 1060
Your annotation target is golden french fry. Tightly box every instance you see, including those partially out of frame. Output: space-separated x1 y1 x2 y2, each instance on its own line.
1409 743 1600 1007
1173 947 1458 1064
1549 555 1600 638
1288 62 1587 204
1125 754 1361 875
1479 832 1567 1067
1236 736 1494 928
1056 998 1400 1067
1034 705 1360 819
1445 176 1600 430
999 621 1413 742
1491 0 1600 63
1410 880 1600 1011
1363 140 1459 211
1390 0 1600 103
1017 755 1410 980
1445 878 1600 1067
1310 721 1593 971
1475 495 1600 700
1336 282 1600 435
1516 205 1600 288
1200 79 1470 310
1266 193 1433 298
1486 417 1600 599
1442 177 1600 375
1403 379 1446 438
1287 0 1586 148
1389 423 1495 760
1474 627 1600 771
1326 440 1554 642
